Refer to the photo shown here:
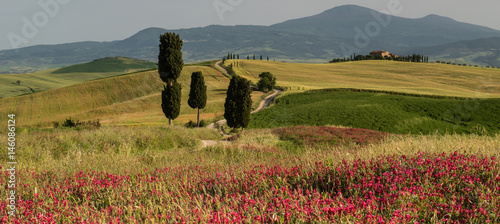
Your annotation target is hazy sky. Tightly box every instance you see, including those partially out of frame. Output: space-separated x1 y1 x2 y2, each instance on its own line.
1 0 499 50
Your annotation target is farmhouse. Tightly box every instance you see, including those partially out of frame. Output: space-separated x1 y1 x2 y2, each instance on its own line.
370 50 398 58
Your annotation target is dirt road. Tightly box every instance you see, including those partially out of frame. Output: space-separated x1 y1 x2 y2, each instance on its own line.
202 61 282 146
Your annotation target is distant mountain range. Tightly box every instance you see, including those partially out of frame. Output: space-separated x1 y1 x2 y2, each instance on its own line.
1 5 500 73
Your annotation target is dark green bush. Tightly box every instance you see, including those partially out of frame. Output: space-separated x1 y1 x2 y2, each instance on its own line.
185 120 207 128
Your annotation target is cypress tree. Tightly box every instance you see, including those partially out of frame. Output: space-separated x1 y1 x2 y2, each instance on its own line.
158 33 183 85
224 76 252 130
158 32 183 125
161 82 182 125
188 71 207 127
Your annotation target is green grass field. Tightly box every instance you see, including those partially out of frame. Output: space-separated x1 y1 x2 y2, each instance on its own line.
0 57 156 98
249 90 500 135
226 60 500 98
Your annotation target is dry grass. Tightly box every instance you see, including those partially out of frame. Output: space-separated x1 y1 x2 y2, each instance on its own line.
227 60 500 98
0 66 265 127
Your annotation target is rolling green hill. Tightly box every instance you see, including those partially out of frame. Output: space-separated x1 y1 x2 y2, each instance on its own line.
0 57 156 98
52 57 156 74
249 90 500 135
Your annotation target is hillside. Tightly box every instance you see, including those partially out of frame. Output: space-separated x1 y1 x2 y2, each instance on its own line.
2 5 500 73
226 60 500 98
2 60 499 128
0 64 266 127
408 37 500 67
52 57 156 74
0 57 157 98
249 90 500 135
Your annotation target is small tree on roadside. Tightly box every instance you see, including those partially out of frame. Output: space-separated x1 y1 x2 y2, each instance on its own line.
224 76 252 130
257 72 276 93
188 71 207 127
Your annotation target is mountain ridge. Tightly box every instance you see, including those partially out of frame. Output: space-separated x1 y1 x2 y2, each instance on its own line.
1 5 500 73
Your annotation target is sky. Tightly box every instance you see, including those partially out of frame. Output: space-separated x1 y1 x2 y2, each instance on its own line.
1 0 499 50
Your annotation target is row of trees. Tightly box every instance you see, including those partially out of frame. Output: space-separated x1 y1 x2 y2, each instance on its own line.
223 53 270 62
330 54 429 63
436 61 500 68
159 33 256 130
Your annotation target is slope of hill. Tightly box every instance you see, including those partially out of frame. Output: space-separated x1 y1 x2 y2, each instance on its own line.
53 57 156 74
2 5 500 73
0 64 266 127
0 57 157 98
249 90 500 135
408 37 500 67
226 60 500 98
2 60 499 128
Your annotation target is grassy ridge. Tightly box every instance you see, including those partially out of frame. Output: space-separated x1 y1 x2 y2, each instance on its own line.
249 91 500 135
52 57 156 74
227 60 500 98
0 57 157 98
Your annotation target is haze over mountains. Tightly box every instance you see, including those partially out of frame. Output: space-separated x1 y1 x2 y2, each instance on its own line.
2 5 500 73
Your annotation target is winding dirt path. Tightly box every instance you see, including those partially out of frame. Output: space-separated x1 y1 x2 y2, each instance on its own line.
201 61 282 147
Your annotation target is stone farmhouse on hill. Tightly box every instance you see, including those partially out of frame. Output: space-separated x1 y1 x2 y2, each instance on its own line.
370 51 398 59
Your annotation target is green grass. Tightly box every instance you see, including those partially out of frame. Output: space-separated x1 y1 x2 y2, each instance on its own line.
0 57 156 98
52 57 156 74
249 90 500 135
226 60 500 98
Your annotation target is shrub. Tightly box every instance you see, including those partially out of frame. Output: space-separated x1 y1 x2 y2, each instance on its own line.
257 72 276 92
185 120 207 128
54 118 101 129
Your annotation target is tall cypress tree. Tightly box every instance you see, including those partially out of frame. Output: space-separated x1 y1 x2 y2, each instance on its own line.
158 32 184 125
188 71 207 127
161 82 182 125
224 76 252 130
158 33 183 85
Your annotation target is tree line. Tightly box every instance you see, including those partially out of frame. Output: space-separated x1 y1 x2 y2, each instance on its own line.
222 53 271 63
330 54 429 63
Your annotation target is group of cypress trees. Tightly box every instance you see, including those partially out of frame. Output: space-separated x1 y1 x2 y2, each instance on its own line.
158 32 207 127
158 32 252 130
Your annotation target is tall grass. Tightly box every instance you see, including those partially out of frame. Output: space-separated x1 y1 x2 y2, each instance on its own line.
1 126 499 223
